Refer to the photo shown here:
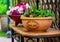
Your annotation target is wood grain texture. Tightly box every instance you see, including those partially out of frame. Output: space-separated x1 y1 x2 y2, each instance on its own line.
9 23 60 37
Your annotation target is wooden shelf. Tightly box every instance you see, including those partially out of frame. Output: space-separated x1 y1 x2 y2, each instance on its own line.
9 23 60 37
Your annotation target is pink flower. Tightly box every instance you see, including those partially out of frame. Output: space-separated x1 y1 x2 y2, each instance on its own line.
16 3 25 6
16 4 26 11
11 10 20 15
7 3 30 15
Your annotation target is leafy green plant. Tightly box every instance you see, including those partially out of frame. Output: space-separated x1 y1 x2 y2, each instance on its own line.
0 4 7 15
23 6 55 18
0 30 6 37
0 0 7 15
0 0 12 15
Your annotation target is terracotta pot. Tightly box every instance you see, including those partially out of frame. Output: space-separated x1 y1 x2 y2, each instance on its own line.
21 17 53 32
8 15 22 26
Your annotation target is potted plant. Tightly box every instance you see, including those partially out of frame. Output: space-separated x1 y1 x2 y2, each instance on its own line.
21 6 55 32
7 3 30 26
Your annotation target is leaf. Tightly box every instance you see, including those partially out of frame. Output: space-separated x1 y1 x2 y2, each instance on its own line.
0 4 7 14
24 8 29 16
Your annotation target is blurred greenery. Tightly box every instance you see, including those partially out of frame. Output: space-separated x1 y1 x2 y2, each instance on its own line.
0 4 7 15
0 0 12 15
0 0 7 15
0 30 6 37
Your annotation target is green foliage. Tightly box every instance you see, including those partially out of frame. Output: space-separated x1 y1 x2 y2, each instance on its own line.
0 30 6 37
0 4 7 15
24 8 29 15
32 6 55 17
0 0 7 15
0 0 7 4
0 0 12 15
24 6 55 17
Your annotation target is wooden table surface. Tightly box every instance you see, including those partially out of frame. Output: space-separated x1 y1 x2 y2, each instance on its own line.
9 23 60 37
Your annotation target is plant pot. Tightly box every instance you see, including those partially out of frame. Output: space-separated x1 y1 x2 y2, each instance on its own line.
21 17 53 32
8 15 22 26
1 15 8 32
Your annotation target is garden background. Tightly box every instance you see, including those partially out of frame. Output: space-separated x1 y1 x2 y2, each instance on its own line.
0 0 60 42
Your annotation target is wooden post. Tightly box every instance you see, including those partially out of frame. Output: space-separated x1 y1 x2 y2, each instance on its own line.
12 0 14 6
36 0 39 9
58 0 60 40
18 0 21 4
59 0 60 29
7 0 10 8
7 0 10 31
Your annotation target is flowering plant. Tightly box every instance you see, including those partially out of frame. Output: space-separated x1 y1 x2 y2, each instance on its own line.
7 3 30 15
